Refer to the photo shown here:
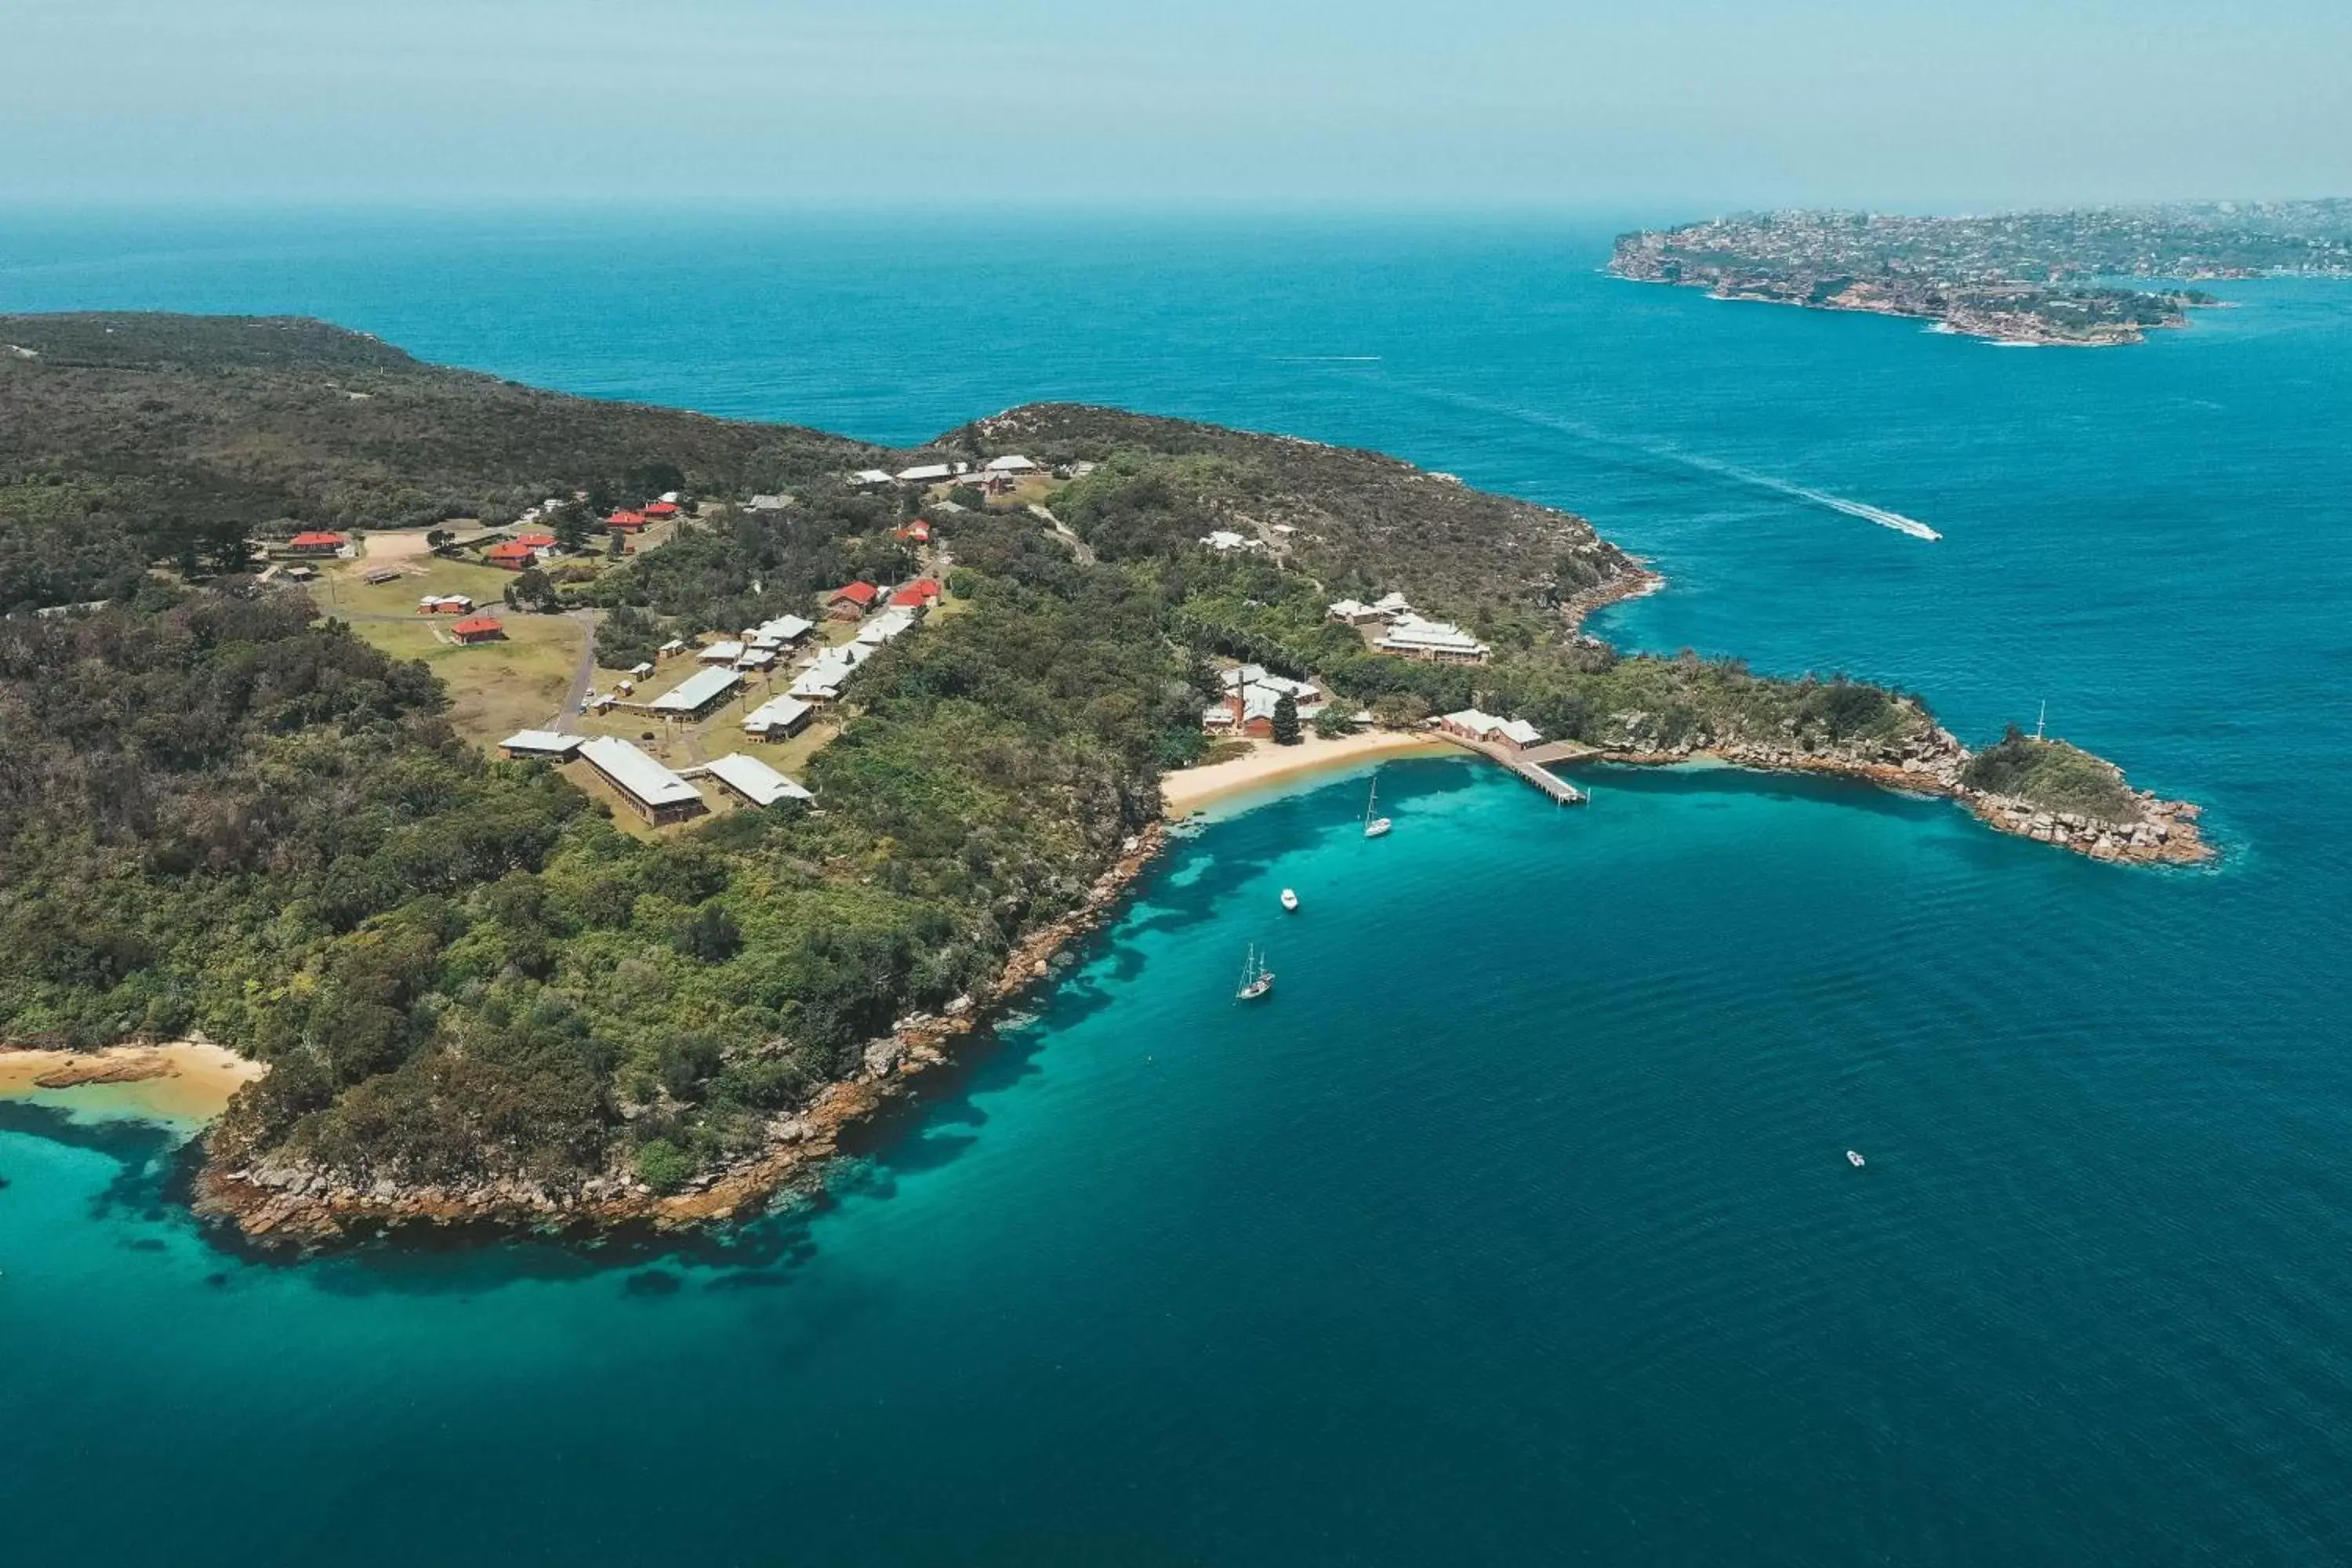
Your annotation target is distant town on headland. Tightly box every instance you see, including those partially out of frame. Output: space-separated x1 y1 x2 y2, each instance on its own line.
1611 200 2352 345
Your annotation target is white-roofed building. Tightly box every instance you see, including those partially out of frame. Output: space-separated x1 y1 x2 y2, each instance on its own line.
850 469 896 488
855 606 920 647
650 666 743 717
748 613 814 650
735 648 779 670
742 694 815 739
1218 664 1321 705
499 730 585 760
789 642 873 702
702 752 815 808
1371 592 1414 616
579 736 706 825
697 640 746 664
1378 613 1490 666
746 493 789 513
1200 529 1260 554
1327 597 1382 624
895 462 969 484
1440 710 1543 751
983 454 1037 473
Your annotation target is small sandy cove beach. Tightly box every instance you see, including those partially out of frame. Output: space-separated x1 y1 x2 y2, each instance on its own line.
0 1040 264 1123
1161 730 1443 815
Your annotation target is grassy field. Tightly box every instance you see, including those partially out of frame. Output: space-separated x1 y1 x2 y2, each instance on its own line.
314 556 584 745
353 615 583 742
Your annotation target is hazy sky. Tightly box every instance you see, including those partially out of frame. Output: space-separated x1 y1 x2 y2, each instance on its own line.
9 0 2349 209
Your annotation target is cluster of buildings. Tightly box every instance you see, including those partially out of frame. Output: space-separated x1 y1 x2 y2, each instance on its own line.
1203 664 1330 738
1328 593 1490 665
497 732 813 826
850 455 1039 492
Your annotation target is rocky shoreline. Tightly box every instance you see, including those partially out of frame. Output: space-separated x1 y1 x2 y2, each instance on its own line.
191 823 1173 1251
1589 730 2209 866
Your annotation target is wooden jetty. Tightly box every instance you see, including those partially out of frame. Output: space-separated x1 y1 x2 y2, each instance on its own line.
1431 733 1593 804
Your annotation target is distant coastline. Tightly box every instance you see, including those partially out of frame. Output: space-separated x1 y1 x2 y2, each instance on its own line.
1610 202 2352 347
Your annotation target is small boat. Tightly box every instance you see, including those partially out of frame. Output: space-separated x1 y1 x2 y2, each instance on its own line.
1280 887 1299 912
1236 943 1275 1000
1363 775 1392 839
1846 1149 1866 1167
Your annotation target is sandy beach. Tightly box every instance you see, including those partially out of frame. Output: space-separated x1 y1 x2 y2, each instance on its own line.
0 1039 265 1123
1161 730 1444 815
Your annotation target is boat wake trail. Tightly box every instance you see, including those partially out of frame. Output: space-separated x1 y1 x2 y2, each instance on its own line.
1396 384 1944 541
1726 470 1943 541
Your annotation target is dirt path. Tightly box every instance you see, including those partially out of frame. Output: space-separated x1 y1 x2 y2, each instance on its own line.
1028 503 1095 564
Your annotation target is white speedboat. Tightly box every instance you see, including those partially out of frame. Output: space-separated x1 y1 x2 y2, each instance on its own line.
1280 887 1299 912
1363 775 1392 839
1846 1149 1866 1167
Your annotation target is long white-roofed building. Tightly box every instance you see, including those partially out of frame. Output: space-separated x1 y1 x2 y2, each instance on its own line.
579 737 706 825
650 665 743 717
742 694 814 739
499 730 585 760
1377 612 1490 666
702 752 815 808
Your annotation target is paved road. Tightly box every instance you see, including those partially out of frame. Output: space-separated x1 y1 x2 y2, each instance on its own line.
558 607 601 724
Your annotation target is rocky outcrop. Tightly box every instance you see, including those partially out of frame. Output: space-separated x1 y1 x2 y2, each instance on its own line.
191 824 1172 1251
1593 728 2210 866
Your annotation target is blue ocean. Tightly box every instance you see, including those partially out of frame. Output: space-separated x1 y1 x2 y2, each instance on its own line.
4 210 2350 1566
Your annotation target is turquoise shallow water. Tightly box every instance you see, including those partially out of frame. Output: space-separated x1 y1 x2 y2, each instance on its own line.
4 212 2351 1565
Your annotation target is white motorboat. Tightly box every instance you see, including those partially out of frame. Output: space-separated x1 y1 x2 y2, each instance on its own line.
1846 1149 1866 1167
1280 887 1299 912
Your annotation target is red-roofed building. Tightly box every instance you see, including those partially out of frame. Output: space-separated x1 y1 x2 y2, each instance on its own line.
895 520 932 543
642 500 681 519
825 581 879 620
449 616 506 644
286 531 348 555
889 578 942 609
512 531 557 550
485 541 537 570
606 510 647 532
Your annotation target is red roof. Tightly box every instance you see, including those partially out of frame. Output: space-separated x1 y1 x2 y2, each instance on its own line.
512 531 557 548
829 581 879 606
895 521 932 541
485 541 535 561
890 579 942 607
606 510 644 526
643 501 681 516
450 616 504 637
289 531 347 548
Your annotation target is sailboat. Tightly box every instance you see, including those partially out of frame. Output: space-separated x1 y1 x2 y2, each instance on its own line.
1362 775 1392 839
1236 944 1275 1000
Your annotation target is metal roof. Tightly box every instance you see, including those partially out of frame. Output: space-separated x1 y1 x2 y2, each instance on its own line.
578 737 702 809
499 730 584 757
742 695 813 733
703 752 814 807
651 666 743 713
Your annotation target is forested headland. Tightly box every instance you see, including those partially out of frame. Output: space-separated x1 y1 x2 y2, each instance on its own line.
0 312 2203 1242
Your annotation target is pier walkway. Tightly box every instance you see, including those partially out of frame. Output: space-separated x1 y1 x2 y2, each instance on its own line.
1430 732 1593 804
